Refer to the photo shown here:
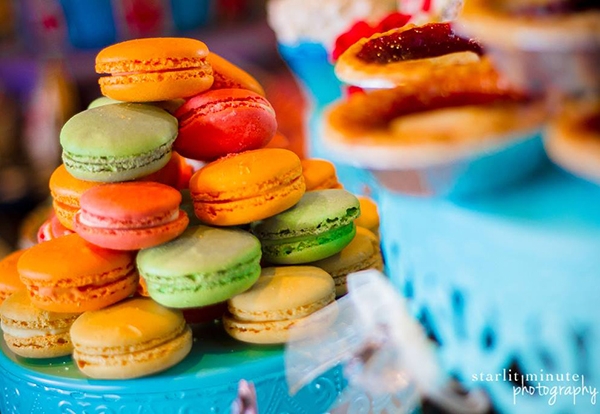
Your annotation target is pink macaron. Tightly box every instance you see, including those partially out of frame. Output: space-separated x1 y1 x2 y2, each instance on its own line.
174 88 277 161
37 213 74 243
74 182 189 250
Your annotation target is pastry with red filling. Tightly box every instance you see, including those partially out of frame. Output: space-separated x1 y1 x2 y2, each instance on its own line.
545 99 600 184
335 22 486 88
456 0 600 94
323 63 547 169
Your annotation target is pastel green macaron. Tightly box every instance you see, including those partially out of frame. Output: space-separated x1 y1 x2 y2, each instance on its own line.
136 225 262 308
60 103 178 182
251 189 360 264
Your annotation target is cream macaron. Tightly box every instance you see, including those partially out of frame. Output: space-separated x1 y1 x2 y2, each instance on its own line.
223 266 335 344
70 297 192 379
0 290 80 358
307 226 383 297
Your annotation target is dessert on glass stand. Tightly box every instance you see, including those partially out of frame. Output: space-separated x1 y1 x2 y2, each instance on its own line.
279 1 600 414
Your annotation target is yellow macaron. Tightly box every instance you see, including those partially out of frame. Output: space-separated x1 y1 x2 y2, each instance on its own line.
223 266 335 344
0 290 79 358
354 196 380 237
308 226 383 297
70 297 192 379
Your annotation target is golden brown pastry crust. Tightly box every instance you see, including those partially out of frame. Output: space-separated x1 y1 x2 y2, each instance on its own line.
457 0 600 51
545 99 600 184
323 63 548 169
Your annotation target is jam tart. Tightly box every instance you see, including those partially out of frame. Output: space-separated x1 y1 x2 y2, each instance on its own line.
323 62 548 170
456 0 600 95
334 22 486 88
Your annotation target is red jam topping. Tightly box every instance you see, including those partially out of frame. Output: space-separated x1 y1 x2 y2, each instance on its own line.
356 23 484 64
507 0 599 16
582 112 600 134
332 12 411 61
380 91 528 124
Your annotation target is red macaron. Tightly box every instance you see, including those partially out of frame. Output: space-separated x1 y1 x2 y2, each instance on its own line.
74 182 189 250
174 89 277 161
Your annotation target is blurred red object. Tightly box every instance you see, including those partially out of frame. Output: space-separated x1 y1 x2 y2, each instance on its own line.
263 70 307 159
332 12 412 61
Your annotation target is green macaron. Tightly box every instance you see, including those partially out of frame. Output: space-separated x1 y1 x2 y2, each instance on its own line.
60 103 178 182
136 225 262 308
251 189 360 264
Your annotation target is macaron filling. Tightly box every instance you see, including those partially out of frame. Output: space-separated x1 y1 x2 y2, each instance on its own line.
62 140 174 174
1 319 77 338
142 254 261 294
255 206 360 240
97 57 213 88
228 292 335 323
261 223 357 259
78 209 180 230
97 57 211 75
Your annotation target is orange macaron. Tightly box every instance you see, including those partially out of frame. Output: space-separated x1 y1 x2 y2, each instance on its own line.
207 52 266 96
49 164 104 230
189 148 306 226
140 151 194 190
0 250 27 304
301 158 343 191
74 182 189 251
96 37 214 102
17 234 138 313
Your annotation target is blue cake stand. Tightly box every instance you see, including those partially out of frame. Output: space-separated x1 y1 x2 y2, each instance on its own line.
0 321 345 413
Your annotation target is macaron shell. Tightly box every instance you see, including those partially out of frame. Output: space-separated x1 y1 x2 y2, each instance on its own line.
190 149 305 226
78 182 182 222
224 266 335 344
301 159 342 191
251 189 361 239
88 96 121 108
74 210 189 251
73 326 192 379
49 164 105 230
355 196 380 236
70 298 192 379
139 151 193 189
60 103 178 182
37 215 73 244
174 89 277 161
70 298 185 349
207 52 266 96
252 190 361 263
136 225 262 308
96 38 210 68
18 234 138 313
227 266 335 322
1 291 79 358
0 250 27 303
308 227 383 297
96 38 213 102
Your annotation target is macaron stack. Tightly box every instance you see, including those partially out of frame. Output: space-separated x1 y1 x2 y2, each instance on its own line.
0 36 384 381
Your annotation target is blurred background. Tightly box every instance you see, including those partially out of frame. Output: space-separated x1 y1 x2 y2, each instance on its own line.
0 0 307 254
